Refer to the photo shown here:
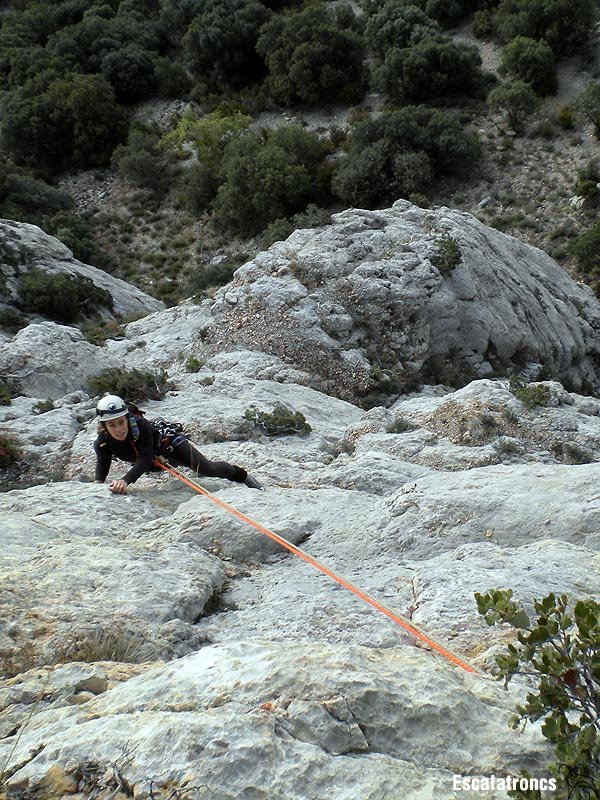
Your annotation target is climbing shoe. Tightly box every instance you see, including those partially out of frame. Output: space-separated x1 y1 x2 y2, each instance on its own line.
244 475 263 490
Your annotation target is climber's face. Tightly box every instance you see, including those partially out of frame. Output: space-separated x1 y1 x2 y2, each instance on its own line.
104 415 129 441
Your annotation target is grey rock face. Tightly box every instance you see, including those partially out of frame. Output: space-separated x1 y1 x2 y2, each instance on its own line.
205 202 600 399
1 369 598 798
2 202 600 799
0 219 163 326
0 322 123 400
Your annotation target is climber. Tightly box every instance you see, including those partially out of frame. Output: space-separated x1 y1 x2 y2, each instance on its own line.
93 394 263 494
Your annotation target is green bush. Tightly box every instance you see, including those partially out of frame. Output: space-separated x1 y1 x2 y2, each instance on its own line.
431 234 461 274
111 123 173 195
213 125 331 235
0 378 12 406
17 268 114 324
493 0 598 57
556 106 576 130
154 56 192 98
571 223 600 281
551 441 595 465
0 161 73 223
1 72 129 174
364 1 440 59
372 35 484 104
43 211 97 264
244 402 312 435
574 159 600 201
476 589 600 799
575 81 600 134
261 204 332 249
0 433 20 466
159 0 203 47
82 319 126 346
471 8 495 39
185 356 204 373
0 308 26 334
364 0 484 29
88 367 173 402
509 378 551 409
186 261 237 297
256 4 366 106
162 108 252 212
100 44 157 104
499 36 557 97
32 399 55 415
423 0 476 27
332 106 479 208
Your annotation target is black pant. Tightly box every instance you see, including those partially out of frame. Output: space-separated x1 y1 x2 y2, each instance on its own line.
167 440 247 483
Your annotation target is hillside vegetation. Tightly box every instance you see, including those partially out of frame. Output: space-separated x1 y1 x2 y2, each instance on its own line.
1 0 600 309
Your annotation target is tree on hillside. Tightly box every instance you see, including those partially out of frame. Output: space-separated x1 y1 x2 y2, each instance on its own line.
158 0 202 47
160 108 252 211
153 56 192 99
363 0 497 29
571 224 600 285
111 123 174 195
0 159 73 225
364 1 441 58
44 4 164 74
161 107 252 166
493 0 598 57
371 35 484 104
183 0 272 91
100 43 157 103
332 106 479 207
487 79 538 132
1 73 128 174
575 81 600 136
213 126 331 235
499 36 557 97
256 4 366 106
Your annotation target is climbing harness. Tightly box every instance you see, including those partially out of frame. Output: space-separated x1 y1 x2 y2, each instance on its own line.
153 458 480 675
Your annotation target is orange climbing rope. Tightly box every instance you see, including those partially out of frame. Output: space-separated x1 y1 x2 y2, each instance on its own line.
153 459 479 675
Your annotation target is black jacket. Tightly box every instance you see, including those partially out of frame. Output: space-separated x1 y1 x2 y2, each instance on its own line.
94 417 159 485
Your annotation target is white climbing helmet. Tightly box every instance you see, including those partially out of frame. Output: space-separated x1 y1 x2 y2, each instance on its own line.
96 394 128 421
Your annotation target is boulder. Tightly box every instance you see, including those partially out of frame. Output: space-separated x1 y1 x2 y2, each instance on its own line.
203 201 600 400
0 322 122 399
0 218 163 328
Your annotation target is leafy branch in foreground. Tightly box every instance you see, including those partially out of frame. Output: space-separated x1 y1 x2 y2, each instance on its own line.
476 589 600 799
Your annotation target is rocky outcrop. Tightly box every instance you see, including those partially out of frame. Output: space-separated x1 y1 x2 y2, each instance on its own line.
0 219 163 329
0 322 123 400
1 202 600 799
204 201 600 400
1 356 599 797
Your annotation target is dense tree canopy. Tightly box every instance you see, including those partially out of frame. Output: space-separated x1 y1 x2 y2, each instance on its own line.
213 126 331 234
100 43 157 102
1 72 128 173
257 4 366 106
183 0 271 90
332 106 480 207
372 35 484 103
493 0 598 56
363 0 496 28
365 2 440 58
